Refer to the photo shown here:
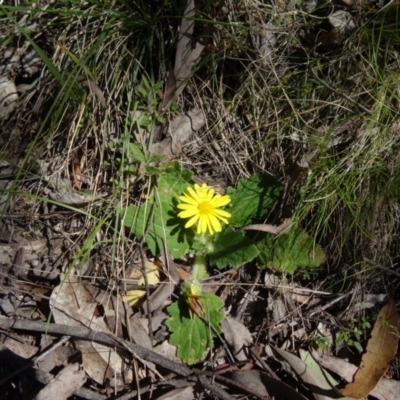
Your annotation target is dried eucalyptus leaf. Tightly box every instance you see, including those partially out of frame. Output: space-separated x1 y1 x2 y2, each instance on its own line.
0 78 18 119
221 315 253 361
151 108 205 158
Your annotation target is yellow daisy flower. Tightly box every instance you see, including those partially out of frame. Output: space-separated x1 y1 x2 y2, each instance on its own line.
177 183 231 235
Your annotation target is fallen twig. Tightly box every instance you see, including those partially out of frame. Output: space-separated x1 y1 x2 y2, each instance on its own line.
0 318 234 400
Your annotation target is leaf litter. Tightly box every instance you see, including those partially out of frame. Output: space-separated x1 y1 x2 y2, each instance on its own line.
1 0 400 399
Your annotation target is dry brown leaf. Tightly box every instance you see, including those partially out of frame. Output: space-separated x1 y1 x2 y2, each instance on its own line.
341 299 398 399
159 64 176 112
273 346 341 400
228 370 309 400
70 144 86 190
311 350 400 400
154 340 181 363
258 370 311 400
37 346 78 374
250 21 278 66
35 363 86 400
0 77 18 119
0 238 63 281
3 337 38 359
228 370 269 397
43 176 95 204
77 75 106 107
83 277 154 347
50 275 132 386
142 246 180 313
157 386 194 400
221 316 253 361
150 108 205 158
243 218 292 234
174 0 195 84
158 0 212 111
122 260 161 307
317 10 356 48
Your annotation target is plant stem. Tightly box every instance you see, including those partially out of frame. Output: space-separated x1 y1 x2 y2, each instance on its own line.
192 253 207 280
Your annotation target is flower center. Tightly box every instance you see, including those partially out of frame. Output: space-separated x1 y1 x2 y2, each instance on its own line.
197 201 212 215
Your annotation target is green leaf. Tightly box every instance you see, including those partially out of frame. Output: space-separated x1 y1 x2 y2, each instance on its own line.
156 113 167 124
149 154 165 163
270 228 326 274
353 341 363 353
122 162 195 258
226 173 281 228
255 233 275 266
209 227 259 269
123 200 192 259
165 292 224 365
128 143 146 163
145 165 162 175
137 113 152 127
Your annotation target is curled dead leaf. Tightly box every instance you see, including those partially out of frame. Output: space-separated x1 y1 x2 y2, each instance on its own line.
150 108 205 158
341 299 398 399
70 144 86 190
122 260 161 307
311 349 400 400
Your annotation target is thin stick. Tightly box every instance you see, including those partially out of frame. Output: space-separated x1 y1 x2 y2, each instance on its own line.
0 319 234 400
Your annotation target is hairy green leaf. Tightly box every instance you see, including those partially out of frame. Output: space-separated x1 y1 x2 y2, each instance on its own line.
209 226 259 269
122 162 194 258
165 292 224 365
227 173 281 228
271 228 326 274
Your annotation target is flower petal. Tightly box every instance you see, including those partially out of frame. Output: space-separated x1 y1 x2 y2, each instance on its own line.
186 187 202 202
206 187 215 200
211 215 228 225
177 203 197 210
210 195 231 207
198 215 208 234
178 209 199 219
178 195 199 206
212 209 231 219
208 214 222 233
195 183 210 200
185 214 199 228
205 216 215 235
177 182 231 234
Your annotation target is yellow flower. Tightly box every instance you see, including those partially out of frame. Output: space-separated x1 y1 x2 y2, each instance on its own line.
177 183 231 235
